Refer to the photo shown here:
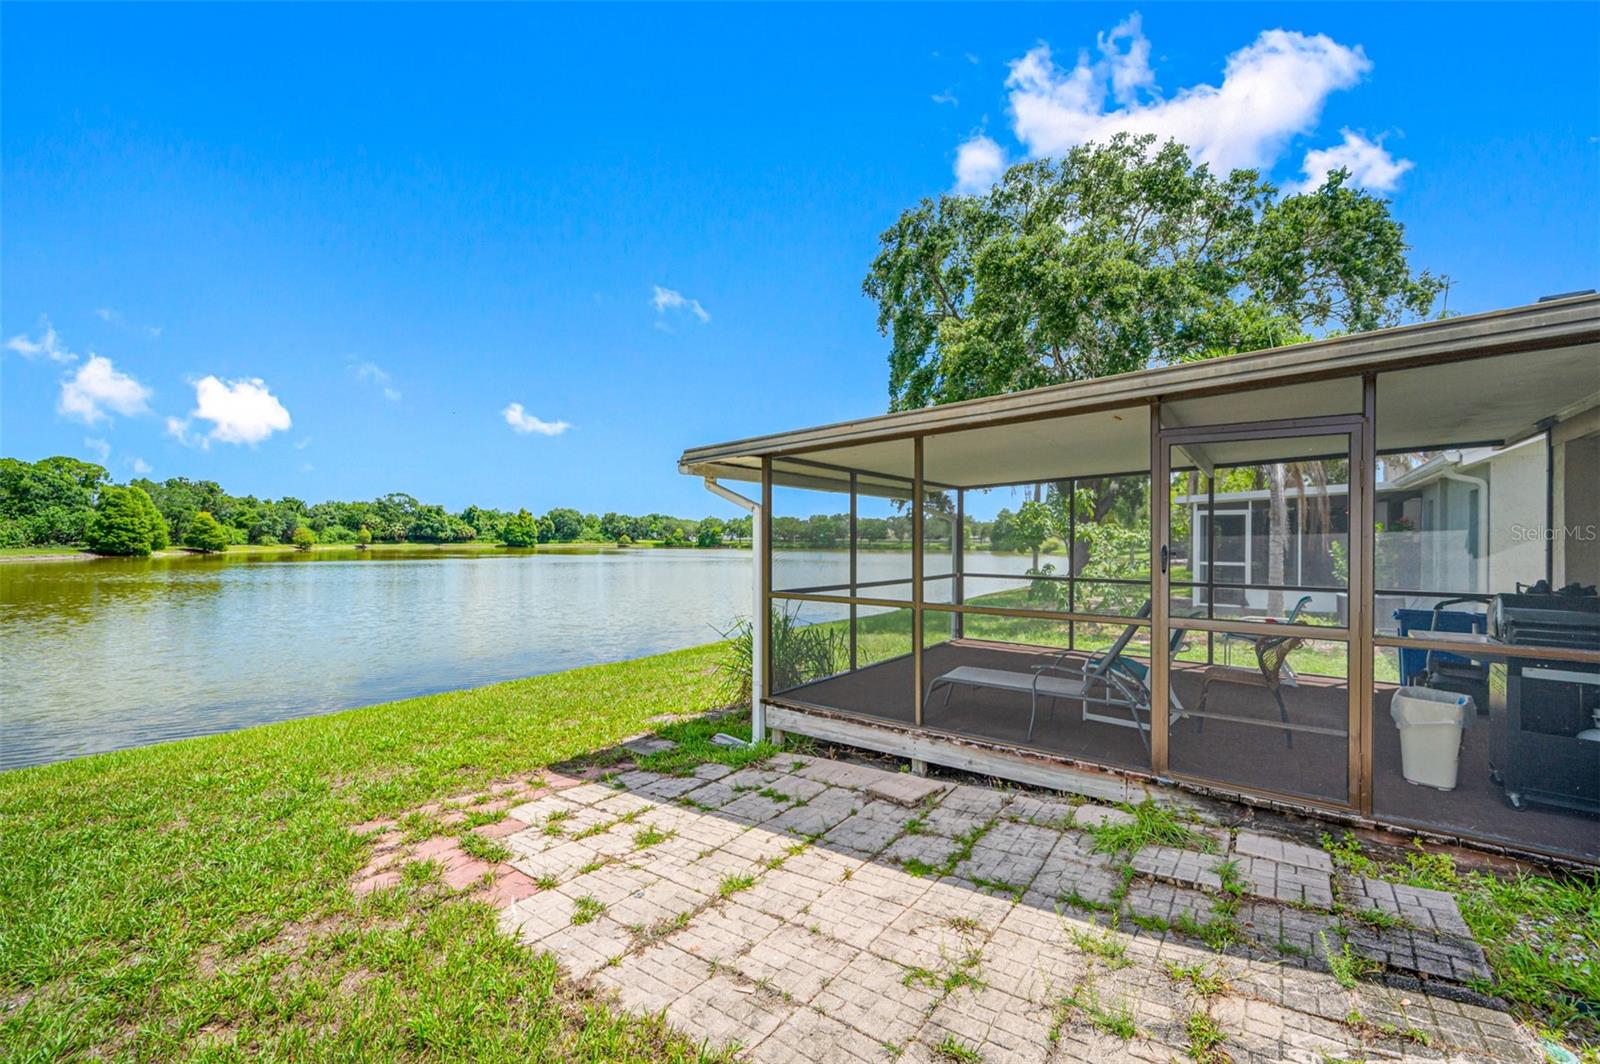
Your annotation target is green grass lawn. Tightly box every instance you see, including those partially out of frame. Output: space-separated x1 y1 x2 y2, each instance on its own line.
0 645 740 1063
831 590 1385 681
0 545 92 559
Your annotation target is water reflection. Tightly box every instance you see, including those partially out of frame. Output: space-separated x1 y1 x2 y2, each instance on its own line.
2 548 732 769
0 548 1037 770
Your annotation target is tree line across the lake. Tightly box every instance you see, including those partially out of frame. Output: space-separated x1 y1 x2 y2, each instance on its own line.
0 455 754 557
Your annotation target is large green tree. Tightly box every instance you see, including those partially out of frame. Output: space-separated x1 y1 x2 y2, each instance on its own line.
501 509 540 548
863 134 1445 411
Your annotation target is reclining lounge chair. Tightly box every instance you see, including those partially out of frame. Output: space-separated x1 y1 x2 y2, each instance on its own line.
923 602 1185 751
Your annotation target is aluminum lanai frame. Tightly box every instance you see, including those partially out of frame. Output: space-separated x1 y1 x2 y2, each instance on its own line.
683 295 1600 865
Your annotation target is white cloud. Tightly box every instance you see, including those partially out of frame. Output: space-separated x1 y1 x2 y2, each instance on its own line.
965 17 1377 188
130 457 153 475
5 319 77 363
84 437 111 464
353 361 401 401
651 286 710 328
59 355 153 424
502 402 571 437
954 135 1008 193
1289 128 1413 194
1098 14 1155 106
94 307 162 338
931 90 960 106
169 376 292 446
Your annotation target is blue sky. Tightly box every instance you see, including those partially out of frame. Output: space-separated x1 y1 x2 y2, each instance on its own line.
4 4 1597 518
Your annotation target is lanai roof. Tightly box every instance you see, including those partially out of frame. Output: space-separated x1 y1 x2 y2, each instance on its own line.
679 295 1600 494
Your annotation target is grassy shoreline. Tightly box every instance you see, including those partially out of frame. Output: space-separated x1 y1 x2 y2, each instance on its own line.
0 643 740 1061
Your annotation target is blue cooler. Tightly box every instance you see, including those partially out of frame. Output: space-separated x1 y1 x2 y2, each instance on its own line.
1393 607 1487 684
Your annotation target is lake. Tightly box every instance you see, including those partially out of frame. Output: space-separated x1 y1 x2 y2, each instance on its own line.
1 546 1035 769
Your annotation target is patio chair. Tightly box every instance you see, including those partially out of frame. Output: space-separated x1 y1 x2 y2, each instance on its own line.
1194 625 1305 748
1220 594 1311 666
924 602 1185 753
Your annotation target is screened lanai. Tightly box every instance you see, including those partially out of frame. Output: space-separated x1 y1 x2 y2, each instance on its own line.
682 296 1600 865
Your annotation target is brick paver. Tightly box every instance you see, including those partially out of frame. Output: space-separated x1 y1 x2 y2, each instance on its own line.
1230 853 1335 908
1234 829 1334 872
472 751 1539 1062
1340 874 1475 938
1130 842 1224 889
865 772 952 806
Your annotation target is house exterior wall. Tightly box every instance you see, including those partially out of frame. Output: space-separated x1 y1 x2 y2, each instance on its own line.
1482 440 1548 592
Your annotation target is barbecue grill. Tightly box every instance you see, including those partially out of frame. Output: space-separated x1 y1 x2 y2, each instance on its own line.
1489 588 1600 813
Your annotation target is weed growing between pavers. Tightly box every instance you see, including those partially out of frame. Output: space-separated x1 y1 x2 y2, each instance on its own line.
716 873 755 898
944 818 996 873
633 825 674 849
458 831 512 864
1342 1007 1433 1050
1320 931 1378 989
630 711 776 777
1129 912 1170 933
1163 961 1231 998
574 808 643 840
1183 1010 1231 1063
404 858 443 887
1088 800 1210 856
968 875 1024 901
900 944 987 998
1049 980 1141 1042
1068 925 1131 969
1349 905 1402 931
1058 886 1116 915
572 896 607 926
933 1034 984 1062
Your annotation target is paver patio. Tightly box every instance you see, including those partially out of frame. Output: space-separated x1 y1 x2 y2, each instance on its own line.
414 749 1540 1061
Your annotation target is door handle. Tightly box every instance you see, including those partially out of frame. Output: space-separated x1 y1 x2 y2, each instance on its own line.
1160 544 1169 574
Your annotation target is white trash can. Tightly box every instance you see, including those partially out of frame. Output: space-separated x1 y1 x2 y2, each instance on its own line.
1390 686 1474 791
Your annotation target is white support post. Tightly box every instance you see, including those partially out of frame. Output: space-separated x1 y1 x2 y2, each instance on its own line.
701 477 766 744
751 500 766 744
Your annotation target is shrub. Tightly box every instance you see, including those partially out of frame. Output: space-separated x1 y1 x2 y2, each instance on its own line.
717 606 848 702
355 525 373 547
183 511 230 553
291 526 317 551
84 485 165 556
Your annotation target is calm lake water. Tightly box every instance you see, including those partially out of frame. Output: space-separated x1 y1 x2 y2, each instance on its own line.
1 547 1034 770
